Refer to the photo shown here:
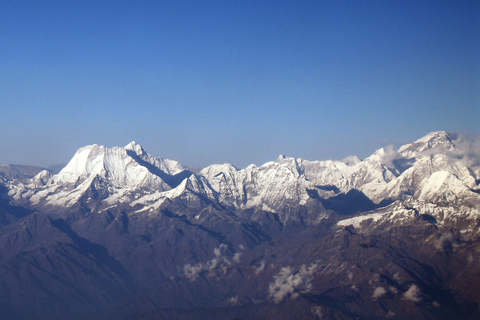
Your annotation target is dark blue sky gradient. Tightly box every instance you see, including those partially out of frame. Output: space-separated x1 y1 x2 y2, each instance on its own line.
1 1 478 168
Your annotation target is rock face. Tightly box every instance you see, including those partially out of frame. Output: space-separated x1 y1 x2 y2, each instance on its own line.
0 131 480 320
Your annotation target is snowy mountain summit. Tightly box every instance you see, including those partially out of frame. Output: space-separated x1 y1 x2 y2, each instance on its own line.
55 141 184 188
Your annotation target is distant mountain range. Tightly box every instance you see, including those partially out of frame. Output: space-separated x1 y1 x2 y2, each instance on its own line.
0 131 479 319
0 163 66 180
0 164 47 179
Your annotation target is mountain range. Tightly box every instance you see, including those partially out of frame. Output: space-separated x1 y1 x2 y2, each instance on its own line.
0 131 479 319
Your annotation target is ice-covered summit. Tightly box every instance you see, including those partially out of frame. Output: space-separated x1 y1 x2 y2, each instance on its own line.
54 143 171 190
6 143 195 209
399 131 454 158
124 141 184 176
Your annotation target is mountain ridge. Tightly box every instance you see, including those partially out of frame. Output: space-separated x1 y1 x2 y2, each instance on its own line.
0 131 479 320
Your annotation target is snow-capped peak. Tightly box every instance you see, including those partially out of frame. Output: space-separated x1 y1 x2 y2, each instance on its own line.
415 131 451 144
56 144 106 183
341 155 362 166
54 143 171 190
124 141 184 176
275 155 303 175
399 131 454 158
125 141 146 155
199 163 238 179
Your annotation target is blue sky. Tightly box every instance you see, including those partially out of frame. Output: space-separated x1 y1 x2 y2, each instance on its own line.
1 1 478 168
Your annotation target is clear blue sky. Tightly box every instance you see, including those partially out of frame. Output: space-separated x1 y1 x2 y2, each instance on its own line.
1 1 478 168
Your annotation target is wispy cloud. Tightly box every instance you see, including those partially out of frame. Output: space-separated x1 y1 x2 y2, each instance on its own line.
386 310 396 318
311 306 324 318
434 232 454 251
449 132 480 169
227 296 241 306
402 284 421 302
380 144 401 167
268 263 319 303
372 286 387 299
347 271 353 281
254 260 266 275
183 244 239 281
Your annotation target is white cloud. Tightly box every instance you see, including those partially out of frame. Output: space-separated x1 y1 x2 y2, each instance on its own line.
227 296 241 306
448 132 480 168
268 263 319 303
434 232 454 251
183 244 239 281
402 284 421 302
311 306 323 318
347 271 353 281
233 252 242 263
254 260 266 275
380 144 401 168
393 272 402 283
213 243 227 257
372 286 387 299
183 263 207 281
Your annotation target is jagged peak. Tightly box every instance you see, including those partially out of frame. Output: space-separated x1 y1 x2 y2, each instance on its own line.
33 169 53 179
199 163 238 178
29 169 54 187
125 141 146 155
399 131 454 157
415 131 451 144
341 155 362 166
57 144 107 175
276 154 302 166
264 155 303 177
53 142 171 190
365 147 386 162
124 142 185 175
